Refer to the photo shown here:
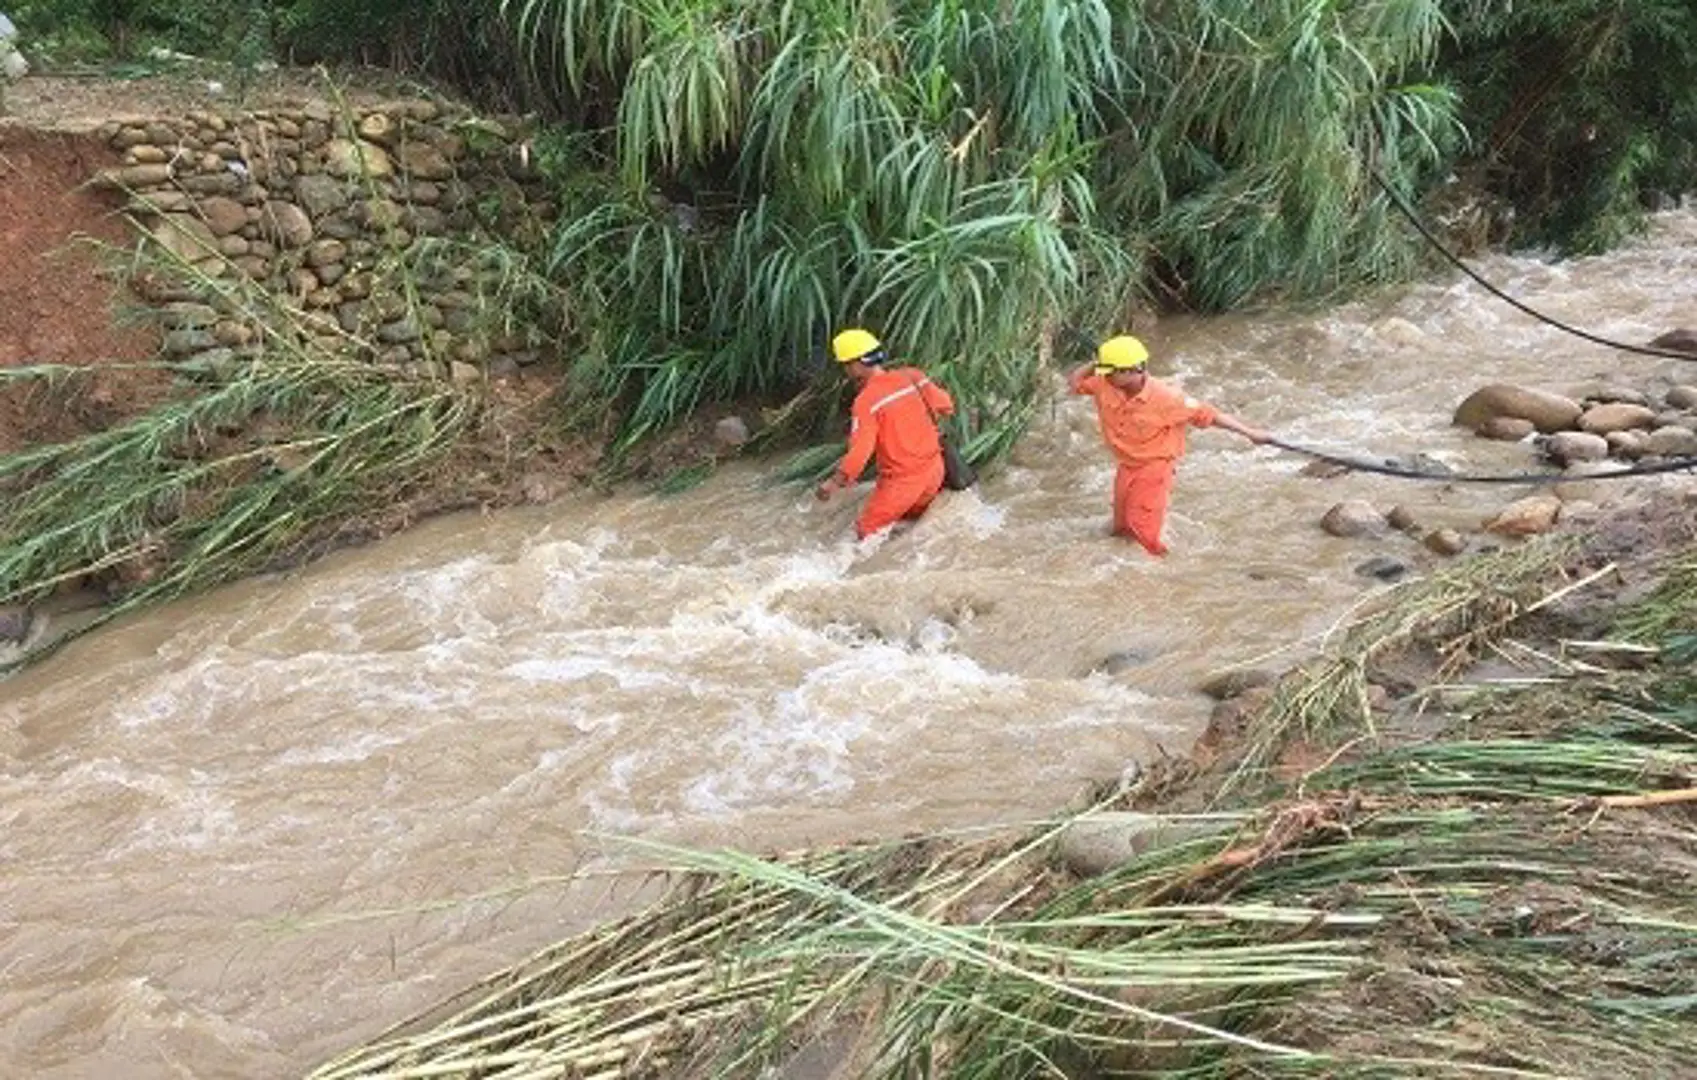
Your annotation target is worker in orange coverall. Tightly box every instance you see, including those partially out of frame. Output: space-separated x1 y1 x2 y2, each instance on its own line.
1068 335 1270 556
815 327 956 539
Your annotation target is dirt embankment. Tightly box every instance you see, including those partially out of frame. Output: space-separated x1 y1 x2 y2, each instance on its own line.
0 71 471 456
0 125 168 452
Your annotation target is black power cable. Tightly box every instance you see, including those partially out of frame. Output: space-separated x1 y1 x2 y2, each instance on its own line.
1064 184 1697 482
1266 436 1697 484
1372 170 1697 361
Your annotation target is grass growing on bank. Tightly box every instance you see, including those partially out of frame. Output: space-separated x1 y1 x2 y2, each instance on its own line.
0 208 520 666
306 517 1697 1079
0 354 476 609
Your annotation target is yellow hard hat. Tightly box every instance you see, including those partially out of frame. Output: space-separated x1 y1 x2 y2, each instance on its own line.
1095 335 1149 374
831 327 883 364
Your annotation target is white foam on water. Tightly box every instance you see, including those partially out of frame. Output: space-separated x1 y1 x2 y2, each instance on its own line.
573 616 1171 832
49 758 241 856
273 730 409 768
500 653 674 691
678 694 872 816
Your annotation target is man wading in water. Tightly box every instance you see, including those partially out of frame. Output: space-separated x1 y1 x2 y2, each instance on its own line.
1069 334 1271 555
816 328 957 539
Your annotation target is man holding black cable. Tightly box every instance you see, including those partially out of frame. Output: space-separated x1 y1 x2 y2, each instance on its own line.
1069 335 1270 556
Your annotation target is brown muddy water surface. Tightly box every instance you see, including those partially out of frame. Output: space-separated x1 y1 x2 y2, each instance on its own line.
5 213 1697 1078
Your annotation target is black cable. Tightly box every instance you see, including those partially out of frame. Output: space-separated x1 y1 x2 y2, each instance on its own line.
1062 187 1697 482
1267 436 1697 484
1372 170 1697 361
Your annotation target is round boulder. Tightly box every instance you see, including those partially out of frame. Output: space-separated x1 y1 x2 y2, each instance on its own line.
1579 402 1657 435
1541 431 1609 466
1479 416 1537 442
713 416 751 448
1605 430 1649 459
1645 425 1697 457
1453 384 1583 434
197 195 250 237
1484 495 1563 537
1320 500 1385 538
324 138 395 180
357 111 398 145
1570 382 1649 407
1054 813 1238 878
1423 528 1467 556
260 200 314 248
147 213 218 265
1648 329 1697 355
1386 505 1419 533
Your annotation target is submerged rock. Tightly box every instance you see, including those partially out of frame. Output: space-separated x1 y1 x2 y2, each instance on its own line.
1320 500 1384 538
1355 555 1409 582
1648 328 1697 355
1423 528 1468 556
1093 648 1158 676
0 605 30 645
1198 668 1278 700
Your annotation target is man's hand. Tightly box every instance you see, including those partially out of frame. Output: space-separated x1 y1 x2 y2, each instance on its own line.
815 474 846 502
1066 363 1097 395
1217 414 1272 446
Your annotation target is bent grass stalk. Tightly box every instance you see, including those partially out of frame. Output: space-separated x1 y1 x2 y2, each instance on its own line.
0 186 491 666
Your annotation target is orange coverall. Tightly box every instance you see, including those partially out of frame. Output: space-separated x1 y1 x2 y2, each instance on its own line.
835 366 954 538
1073 373 1217 556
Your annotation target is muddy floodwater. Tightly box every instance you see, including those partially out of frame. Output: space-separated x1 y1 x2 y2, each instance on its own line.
5 212 1697 1078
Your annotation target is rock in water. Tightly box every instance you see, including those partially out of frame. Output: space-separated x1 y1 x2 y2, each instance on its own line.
1485 495 1563 537
1355 556 1409 582
1453 384 1583 434
1648 328 1697 355
0 605 30 644
1320 500 1385 538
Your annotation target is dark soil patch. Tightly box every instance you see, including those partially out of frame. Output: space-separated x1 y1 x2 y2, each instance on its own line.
0 124 167 452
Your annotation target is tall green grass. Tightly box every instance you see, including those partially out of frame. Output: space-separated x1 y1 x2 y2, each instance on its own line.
502 0 1460 460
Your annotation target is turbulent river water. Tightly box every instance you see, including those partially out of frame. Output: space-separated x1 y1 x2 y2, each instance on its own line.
4 212 1697 1079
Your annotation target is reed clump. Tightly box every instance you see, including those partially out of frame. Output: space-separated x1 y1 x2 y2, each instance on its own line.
0 191 569 668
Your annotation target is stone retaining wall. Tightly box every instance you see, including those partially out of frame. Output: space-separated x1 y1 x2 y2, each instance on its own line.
92 99 556 379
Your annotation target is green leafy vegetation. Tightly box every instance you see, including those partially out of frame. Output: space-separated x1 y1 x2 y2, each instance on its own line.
1442 0 1697 252
506 0 1459 461
7 0 1464 457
